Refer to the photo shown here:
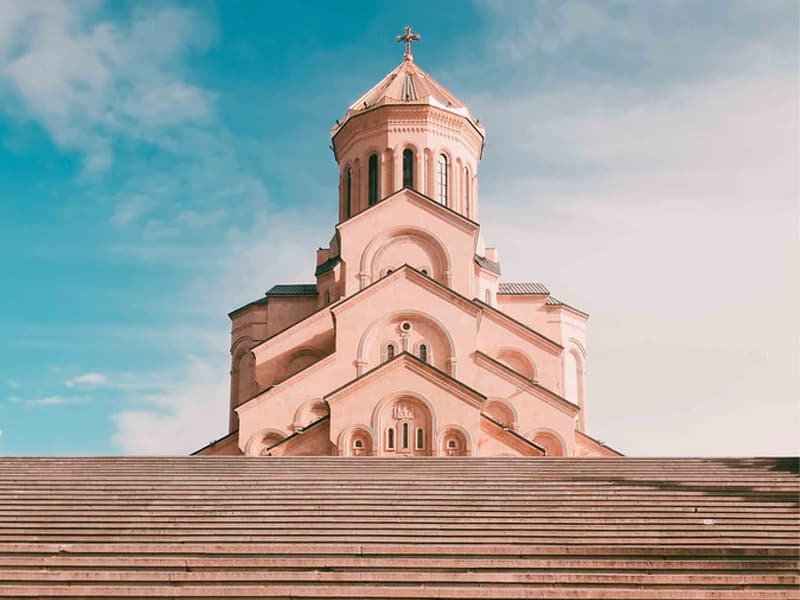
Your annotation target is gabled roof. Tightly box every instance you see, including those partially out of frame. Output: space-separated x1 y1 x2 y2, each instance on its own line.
265 284 318 296
499 282 549 295
546 296 589 318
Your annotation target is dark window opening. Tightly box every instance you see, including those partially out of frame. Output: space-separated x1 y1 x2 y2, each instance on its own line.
387 428 395 449
415 427 424 450
368 154 379 206
386 343 395 361
402 149 414 188
419 344 428 363
401 422 409 449
345 168 352 218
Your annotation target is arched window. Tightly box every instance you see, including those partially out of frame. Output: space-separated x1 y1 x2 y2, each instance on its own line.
386 343 395 361
464 167 470 218
420 268 428 276
415 427 424 450
437 154 448 205
386 427 395 450
419 344 428 363
402 149 414 188
401 422 410 449
324 290 331 305
345 168 352 218
354 439 363 449
368 153 379 206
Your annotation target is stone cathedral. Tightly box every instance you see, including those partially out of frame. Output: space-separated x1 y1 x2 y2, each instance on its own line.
195 28 619 458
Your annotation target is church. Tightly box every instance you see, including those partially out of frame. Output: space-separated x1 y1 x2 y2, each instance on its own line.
3 28 797 598
194 27 619 460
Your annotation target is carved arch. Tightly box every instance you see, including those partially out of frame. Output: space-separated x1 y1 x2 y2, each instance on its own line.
482 397 519 431
292 399 330 430
528 428 567 457
336 425 376 457
359 226 451 287
438 424 472 456
356 310 456 375
244 428 287 457
496 347 537 380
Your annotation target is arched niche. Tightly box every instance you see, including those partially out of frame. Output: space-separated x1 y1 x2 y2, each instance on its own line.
278 347 325 383
356 311 456 376
563 339 587 430
482 397 518 431
244 428 286 457
496 347 536 380
372 392 436 457
439 426 471 457
337 425 376 457
359 226 451 287
530 429 567 457
292 399 330 430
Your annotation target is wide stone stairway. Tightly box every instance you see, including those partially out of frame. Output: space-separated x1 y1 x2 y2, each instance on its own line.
0 457 797 598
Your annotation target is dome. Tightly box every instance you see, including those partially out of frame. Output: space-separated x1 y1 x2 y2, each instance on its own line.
333 57 483 136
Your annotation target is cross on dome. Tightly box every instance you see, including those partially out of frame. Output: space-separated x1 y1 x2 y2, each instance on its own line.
396 25 421 61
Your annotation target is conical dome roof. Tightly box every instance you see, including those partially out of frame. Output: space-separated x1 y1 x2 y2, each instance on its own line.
333 57 483 135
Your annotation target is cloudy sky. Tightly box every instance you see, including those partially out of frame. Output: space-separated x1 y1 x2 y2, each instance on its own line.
0 1 797 456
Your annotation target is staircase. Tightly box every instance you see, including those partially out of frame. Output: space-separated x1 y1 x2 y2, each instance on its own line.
0 457 797 598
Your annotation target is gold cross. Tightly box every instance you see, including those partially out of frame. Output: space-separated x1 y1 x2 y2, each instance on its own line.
396 25 421 61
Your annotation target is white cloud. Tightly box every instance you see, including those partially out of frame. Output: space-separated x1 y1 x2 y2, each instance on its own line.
0 2 215 174
27 395 86 407
65 372 109 388
112 355 229 455
7 380 20 389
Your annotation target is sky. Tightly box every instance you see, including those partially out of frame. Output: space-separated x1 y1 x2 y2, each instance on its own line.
0 0 797 456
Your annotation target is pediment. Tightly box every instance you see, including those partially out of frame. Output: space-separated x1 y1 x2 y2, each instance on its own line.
325 352 485 410
337 186 478 236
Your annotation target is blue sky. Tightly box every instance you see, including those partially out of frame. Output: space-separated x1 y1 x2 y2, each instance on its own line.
0 1 797 455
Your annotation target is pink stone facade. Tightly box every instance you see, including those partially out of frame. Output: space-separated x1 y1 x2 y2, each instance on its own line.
197 49 619 458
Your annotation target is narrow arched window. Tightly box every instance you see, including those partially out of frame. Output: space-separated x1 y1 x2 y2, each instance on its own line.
354 439 363 449
368 153 378 206
401 422 410 449
415 427 424 450
325 290 331 305
437 154 448 205
402 149 414 188
386 343 395 361
345 168 352 218
387 427 395 450
447 439 457 449
464 166 470 218
419 344 428 363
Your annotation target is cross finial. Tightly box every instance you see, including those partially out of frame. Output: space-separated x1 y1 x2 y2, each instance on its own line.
396 25 421 61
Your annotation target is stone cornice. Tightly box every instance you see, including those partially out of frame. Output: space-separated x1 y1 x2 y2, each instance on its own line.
475 299 564 354
481 414 546 456
576 430 624 456
473 351 580 417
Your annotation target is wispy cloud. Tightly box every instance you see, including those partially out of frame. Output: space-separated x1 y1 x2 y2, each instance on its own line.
26 395 87 407
7 381 20 389
65 372 108 388
0 2 215 174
